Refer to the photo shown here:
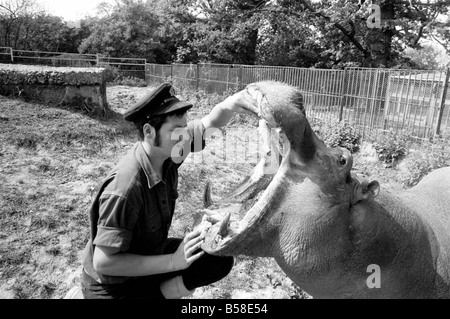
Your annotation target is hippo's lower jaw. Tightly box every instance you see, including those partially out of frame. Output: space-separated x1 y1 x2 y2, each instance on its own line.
197 84 293 256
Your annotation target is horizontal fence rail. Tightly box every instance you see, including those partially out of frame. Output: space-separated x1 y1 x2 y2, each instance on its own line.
0 47 146 78
146 63 450 145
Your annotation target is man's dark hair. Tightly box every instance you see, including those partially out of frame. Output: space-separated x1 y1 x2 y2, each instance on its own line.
136 108 188 145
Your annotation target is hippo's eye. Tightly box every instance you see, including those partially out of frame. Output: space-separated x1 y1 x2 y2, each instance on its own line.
339 156 347 166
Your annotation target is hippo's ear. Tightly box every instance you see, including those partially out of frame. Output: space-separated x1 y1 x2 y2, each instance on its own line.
365 180 380 198
351 177 380 205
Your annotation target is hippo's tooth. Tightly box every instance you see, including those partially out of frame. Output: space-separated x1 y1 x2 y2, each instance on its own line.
203 181 213 208
219 212 231 237
259 119 272 156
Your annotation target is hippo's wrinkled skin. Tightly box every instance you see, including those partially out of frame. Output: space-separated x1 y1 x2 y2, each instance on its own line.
196 81 450 299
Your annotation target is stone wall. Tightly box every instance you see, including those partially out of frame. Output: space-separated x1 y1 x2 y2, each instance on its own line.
0 64 108 115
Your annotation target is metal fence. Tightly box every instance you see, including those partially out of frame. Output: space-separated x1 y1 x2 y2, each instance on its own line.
1 46 449 144
146 63 450 143
0 47 146 79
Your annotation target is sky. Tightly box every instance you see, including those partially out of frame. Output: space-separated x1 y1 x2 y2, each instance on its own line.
36 0 117 21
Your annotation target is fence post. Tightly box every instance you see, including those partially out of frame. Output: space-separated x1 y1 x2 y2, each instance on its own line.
238 65 244 90
338 68 349 122
10 47 13 62
434 68 450 138
196 63 200 91
226 66 230 92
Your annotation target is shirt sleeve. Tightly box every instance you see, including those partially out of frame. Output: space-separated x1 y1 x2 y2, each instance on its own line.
92 193 140 252
172 118 206 165
187 118 206 153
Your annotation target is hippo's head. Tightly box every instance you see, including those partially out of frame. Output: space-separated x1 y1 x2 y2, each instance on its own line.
197 81 376 262
195 81 450 299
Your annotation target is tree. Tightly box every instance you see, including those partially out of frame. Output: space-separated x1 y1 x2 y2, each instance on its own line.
253 8 322 67
403 41 450 69
0 0 86 52
161 0 265 64
429 14 450 55
263 0 450 68
0 0 43 47
78 0 171 62
161 0 322 66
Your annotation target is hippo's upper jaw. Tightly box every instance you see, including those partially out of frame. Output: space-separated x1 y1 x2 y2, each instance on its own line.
196 81 353 256
195 81 450 299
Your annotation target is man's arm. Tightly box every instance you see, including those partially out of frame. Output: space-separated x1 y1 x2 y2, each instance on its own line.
93 229 205 277
201 89 257 130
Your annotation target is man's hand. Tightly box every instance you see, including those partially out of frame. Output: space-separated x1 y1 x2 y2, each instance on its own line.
201 88 258 129
172 229 205 271
221 89 258 116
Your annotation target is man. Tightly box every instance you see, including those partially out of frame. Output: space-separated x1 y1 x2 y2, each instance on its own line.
80 83 257 299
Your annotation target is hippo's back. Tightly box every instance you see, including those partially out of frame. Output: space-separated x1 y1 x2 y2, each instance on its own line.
407 166 450 221
405 166 450 295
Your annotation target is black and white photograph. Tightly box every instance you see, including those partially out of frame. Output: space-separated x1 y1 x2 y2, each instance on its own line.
1 0 450 303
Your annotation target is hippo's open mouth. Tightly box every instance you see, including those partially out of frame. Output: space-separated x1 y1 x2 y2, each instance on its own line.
196 82 298 256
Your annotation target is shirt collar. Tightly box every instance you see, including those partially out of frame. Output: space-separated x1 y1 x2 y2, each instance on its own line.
134 142 173 189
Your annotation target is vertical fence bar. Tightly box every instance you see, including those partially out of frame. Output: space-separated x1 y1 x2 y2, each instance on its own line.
238 65 243 90
339 69 348 122
424 72 439 139
417 71 428 139
196 63 200 91
435 68 450 138
409 72 420 138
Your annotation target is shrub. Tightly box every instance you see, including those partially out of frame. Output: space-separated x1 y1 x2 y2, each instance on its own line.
398 139 450 187
371 130 409 167
112 76 147 87
101 65 121 83
311 120 361 154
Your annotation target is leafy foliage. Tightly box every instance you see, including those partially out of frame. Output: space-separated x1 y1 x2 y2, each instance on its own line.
111 75 147 87
399 148 450 188
1 0 449 68
398 138 450 187
311 119 361 153
78 0 170 63
371 130 410 167
402 42 450 70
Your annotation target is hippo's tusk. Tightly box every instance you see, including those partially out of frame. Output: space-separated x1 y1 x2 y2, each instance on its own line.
203 181 213 208
219 212 231 237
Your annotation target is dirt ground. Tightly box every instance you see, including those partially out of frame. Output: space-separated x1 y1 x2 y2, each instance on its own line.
0 84 404 299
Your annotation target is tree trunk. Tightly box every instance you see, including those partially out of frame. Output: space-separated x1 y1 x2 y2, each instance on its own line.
364 1 396 68
242 29 258 65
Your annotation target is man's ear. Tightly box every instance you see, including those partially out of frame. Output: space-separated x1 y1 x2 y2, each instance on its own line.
143 123 155 140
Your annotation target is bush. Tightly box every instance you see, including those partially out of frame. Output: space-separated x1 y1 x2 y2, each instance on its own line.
102 65 121 83
371 130 409 167
311 120 361 153
112 76 147 87
398 139 450 187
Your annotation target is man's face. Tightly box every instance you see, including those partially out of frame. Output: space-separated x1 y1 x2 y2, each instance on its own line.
153 113 188 159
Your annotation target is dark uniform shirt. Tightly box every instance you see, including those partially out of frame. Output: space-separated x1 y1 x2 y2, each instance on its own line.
82 119 205 285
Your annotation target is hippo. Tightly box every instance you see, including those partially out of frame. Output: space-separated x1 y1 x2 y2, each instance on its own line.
195 81 450 299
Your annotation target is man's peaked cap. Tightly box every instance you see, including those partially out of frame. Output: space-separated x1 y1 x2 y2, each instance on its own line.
123 83 192 124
